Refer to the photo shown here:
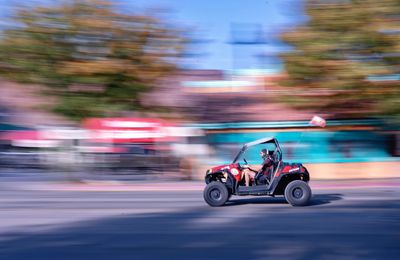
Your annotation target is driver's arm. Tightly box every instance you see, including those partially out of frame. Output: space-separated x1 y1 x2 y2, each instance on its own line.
247 168 258 173
243 164 259 173
243 164 260 173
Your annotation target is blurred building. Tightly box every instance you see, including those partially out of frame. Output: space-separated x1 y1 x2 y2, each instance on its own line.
142 68 317 123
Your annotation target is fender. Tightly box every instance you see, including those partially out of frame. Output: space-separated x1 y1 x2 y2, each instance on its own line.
205 170 237 193
205 170 224 184
269 171 310 195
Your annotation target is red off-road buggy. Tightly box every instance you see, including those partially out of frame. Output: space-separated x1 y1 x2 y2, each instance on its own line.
203 137 311 207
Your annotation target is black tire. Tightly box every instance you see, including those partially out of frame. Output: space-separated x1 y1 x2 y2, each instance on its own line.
284 180 312 206
203 182 229 207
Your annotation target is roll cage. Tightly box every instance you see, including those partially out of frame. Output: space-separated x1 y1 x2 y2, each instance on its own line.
232 137 283 164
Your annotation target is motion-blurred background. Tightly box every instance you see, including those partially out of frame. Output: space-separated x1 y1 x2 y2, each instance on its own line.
0 1 399 259
0 0 398 180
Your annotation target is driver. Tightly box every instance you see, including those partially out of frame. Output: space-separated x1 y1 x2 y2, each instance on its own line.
242 148 274 186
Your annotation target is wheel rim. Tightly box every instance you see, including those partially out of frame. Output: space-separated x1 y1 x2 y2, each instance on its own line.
210 188 222 201
292 187 303 199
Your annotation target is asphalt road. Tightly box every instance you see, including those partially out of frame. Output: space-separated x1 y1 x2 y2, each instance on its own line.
0 180 399 259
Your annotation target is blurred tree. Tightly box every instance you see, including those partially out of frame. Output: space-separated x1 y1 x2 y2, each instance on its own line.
280 0 400 121
0 0 186 121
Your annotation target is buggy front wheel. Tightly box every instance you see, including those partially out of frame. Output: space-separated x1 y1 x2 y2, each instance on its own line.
203 182 229 207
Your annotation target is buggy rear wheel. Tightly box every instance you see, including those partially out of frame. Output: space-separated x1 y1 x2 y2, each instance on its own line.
203 182 229 207
284 180 312 206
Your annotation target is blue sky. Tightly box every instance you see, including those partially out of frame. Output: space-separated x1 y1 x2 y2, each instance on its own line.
0 0 307 70
124 0 307 70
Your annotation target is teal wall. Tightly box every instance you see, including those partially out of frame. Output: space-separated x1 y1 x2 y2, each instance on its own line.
205 130 396 164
